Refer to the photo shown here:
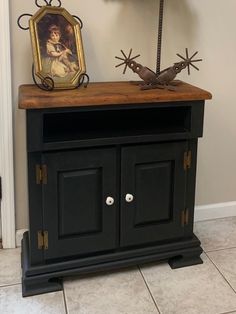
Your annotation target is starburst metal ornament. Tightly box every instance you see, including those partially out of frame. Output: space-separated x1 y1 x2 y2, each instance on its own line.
177 49 202 75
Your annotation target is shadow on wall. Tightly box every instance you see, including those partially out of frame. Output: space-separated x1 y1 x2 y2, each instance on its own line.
103 0 160 72
164 0 199 63
104 0 199 69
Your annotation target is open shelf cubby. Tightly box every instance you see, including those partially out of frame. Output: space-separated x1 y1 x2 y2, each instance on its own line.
43 106 191 143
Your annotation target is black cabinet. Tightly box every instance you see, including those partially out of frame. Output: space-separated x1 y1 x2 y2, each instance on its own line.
19 82 211 296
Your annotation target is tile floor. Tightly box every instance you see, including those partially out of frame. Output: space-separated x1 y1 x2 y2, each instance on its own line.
1 217 236 314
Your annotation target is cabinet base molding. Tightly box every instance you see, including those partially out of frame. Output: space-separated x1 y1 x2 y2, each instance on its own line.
21 231 203 297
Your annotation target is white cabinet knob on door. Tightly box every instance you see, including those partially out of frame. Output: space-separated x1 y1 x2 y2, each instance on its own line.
106 197 115 206
125 194 134 203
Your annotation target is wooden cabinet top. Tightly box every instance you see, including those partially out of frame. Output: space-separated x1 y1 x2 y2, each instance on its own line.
18 81 212 109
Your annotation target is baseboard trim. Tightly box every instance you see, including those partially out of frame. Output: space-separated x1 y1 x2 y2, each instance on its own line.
0 0 15 249
16 229 28 247
14 202 236 247
194 201 236 222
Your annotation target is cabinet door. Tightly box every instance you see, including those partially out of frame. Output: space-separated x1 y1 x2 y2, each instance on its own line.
121 142 187 247
42 148 117 260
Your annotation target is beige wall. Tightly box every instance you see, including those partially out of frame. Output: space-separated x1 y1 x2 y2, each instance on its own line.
10 0 236 229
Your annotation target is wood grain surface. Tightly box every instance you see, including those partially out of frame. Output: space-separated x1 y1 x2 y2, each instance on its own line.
19 81 212 109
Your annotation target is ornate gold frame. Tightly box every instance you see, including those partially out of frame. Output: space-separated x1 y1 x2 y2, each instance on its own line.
29 6 86 89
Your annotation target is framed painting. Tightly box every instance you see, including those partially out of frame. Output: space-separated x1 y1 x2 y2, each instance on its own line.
29 6 86 89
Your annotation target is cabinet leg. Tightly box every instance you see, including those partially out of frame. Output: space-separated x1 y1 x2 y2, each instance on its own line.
168 248 203 269
22 277 62 297
21 231 63 297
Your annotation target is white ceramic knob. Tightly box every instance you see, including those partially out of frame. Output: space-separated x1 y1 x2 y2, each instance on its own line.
106 197 114 206
125 194 134 203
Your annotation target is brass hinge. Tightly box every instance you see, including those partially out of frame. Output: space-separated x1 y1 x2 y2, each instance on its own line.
184 151 192 171
181 209 189 227
37 231 48 250
36 165 47 184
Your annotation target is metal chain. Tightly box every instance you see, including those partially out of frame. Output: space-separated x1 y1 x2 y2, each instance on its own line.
156 0 165 75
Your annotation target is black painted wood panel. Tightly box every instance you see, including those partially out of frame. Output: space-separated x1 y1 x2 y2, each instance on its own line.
120 142 187 247
27 153 44 265
26 102 205 152
42 148 117 260
58 168 102 238
134 161 173 226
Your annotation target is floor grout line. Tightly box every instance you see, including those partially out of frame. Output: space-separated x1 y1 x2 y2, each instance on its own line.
62 281 69 314
205 252 236 295
194 217 236 224
0 282 21 289
204 246 236 253
219 311 236 314
138 266 161 314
